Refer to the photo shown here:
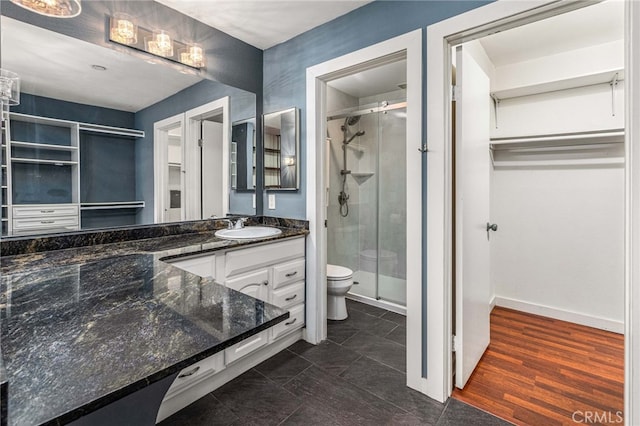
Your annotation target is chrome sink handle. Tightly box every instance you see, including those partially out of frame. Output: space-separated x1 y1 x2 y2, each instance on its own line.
220 219 234 229
234 217 249 229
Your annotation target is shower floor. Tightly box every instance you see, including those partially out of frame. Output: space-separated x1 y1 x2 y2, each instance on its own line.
349 270 406 306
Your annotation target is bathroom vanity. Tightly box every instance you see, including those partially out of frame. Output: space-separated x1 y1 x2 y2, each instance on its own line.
0 218 308 425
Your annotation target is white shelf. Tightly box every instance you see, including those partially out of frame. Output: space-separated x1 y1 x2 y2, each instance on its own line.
79 123 145 138
10 141 78 151
351 172 375 185
11 158 78 165
490 130 624 151
491 69 624 100
10 112 78 128
80 201 145 210
493 157 624 168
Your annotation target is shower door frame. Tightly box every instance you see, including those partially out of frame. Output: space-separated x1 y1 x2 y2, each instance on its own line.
306 29 423 392
327 100 409 308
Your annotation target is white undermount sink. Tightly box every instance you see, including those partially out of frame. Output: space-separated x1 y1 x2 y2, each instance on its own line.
215 226 282 240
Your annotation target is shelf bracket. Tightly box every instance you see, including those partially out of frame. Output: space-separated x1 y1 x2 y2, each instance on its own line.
491 94 500 129
610 73 619 117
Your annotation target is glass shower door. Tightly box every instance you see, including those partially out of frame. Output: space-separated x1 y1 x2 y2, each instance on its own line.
377 104 407 305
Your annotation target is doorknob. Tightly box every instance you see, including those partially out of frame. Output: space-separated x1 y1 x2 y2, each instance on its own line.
486 222 498 240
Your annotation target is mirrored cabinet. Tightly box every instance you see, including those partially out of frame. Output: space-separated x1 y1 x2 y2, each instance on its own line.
231 118 256 191
262 108 299 190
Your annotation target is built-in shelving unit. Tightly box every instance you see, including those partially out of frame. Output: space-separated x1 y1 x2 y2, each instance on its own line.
2 112 145 235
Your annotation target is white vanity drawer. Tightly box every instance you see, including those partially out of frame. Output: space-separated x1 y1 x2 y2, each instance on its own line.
224 330 268 365
271 281 305 309
13 215 79 232
272 259 305 289
165 351 225 398
271 304 305 341
13 204 79 218
225 237 305 277
168 254 215 278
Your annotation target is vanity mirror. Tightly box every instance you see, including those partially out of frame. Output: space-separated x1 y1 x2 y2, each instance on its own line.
262 108 299 191
0 2 258 237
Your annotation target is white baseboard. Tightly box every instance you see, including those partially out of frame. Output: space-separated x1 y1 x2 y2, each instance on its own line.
493 296 624 334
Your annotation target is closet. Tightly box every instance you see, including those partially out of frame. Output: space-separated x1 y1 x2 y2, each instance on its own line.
457 0 624 341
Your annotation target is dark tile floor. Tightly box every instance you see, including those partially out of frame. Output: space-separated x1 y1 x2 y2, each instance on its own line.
161 299 512 426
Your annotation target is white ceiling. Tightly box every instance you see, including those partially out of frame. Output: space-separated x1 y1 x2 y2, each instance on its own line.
328 60 407 99
1 17 202 112
479 0 624 67
154 0 372 49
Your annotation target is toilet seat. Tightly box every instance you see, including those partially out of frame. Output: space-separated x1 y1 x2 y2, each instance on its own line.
327 264 353 280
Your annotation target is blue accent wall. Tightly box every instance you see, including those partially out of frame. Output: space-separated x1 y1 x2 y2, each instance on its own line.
262 0 490 219
134 79 256 224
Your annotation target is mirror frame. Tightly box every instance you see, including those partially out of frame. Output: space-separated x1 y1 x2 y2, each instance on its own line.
262 107 300 191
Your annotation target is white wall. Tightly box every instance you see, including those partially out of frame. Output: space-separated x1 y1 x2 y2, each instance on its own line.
486 39 625 332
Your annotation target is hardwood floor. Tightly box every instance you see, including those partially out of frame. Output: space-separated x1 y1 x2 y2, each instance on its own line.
453 307 624 426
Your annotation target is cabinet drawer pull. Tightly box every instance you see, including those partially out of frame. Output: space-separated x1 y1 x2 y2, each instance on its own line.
262 280 269 286
285 294 297 301
178 365 200 378
40 210 54 213
285 271 298 278
285 318 297 326
40 220 55 224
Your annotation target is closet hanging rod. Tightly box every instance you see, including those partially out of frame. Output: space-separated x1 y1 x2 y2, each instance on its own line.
490 129 624 144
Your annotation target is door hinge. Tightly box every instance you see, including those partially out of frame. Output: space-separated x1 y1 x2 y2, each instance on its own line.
198 139 203 147
324 219 328 228
452 335 458 352
452 85 458 102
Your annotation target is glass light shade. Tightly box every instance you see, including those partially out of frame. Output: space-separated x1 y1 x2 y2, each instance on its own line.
146 31 173 58
9 0 81 18
109 14 137 45
180 44 205 68
0 69 20 106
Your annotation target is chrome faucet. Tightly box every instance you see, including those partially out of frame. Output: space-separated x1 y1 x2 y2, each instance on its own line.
220 219 234 229
234 217 248 229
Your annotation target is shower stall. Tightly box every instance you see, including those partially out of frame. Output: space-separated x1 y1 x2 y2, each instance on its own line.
326 99 407 310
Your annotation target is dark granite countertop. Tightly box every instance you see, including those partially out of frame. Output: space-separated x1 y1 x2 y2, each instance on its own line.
0 221 308 425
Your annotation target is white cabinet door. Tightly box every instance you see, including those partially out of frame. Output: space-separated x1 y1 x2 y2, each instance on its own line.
224 269 269 301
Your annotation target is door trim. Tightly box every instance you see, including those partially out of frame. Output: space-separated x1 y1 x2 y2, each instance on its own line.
154 113 185 223
427 1 636 420
305 29 422 390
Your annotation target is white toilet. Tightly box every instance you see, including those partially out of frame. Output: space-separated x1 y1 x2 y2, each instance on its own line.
327 264 354 320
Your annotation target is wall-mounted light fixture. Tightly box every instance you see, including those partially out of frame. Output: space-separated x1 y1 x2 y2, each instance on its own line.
109 13 137 45
0 69 20 121
108 16 205 70
285 156 296 166
9 0 81 18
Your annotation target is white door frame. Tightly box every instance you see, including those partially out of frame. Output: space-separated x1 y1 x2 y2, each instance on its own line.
426 0 638 423
184 97 230 220
154 113 185 223
305 29 423 389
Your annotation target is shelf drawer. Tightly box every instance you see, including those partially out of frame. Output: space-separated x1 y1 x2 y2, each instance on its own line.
165 352 225 398
225 237 305 277
13 215 79 231
13 204 79 218
271 304 305 341
224 330 268 365
272 259 305 289
271 281 305 309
